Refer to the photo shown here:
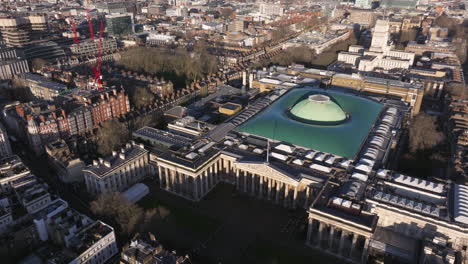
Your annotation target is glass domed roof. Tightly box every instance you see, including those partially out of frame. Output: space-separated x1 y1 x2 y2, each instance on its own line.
289 94 347 124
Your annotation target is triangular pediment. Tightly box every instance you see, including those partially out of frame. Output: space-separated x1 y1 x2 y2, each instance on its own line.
234 161 299 186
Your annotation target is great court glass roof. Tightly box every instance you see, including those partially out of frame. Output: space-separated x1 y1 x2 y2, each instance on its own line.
237 88 383 159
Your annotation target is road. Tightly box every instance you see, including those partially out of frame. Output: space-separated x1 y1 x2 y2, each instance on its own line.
12 141 93 216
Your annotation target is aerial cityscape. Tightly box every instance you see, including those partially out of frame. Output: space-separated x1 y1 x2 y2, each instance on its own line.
0 0 466 263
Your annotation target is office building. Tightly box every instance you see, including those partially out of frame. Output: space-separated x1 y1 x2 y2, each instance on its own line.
70 38 117 56
259 3 284 16
0 16 48 47
21 40 66 61
106 14 134 37
355 0 373 9
16 73 68 101
0 58 29 80
380 0 418 9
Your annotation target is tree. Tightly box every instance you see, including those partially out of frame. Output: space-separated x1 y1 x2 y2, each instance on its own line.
445 82 466 98
132 87 154 108
219 8 235 19
408 113 445 153
131 113 160 131
91 192 143 235
0 79 33 102
31 58 49 72
434 15 457 29
261 34 357 68
96 120 130 156
118 47 219 88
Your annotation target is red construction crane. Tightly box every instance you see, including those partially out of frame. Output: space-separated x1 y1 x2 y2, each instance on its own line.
70 17 79 44
91 20 104 90
86 0 94 40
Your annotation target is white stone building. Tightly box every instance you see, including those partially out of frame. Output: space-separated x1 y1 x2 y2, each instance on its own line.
33 199 118 264
335 20 416 72
0 123 12 159
259 3 284 16
83 142 151 196
0 155 30 194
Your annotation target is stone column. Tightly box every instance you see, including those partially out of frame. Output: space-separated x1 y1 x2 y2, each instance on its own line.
236 169 240 189
304 187 310 208
293 187 298 208
209 166 214 186
317 222 324 247
180 173 185 196
214 162 218 182
204 171 209 193
158 166 163 188
283 185 289 207
350 234 358 258
306 218 313 244
194 176 199 200
181 173 185 195
198 173 204 196
361 237 370 264
259 176 264 198
165 168 170 190
175 171 181 193
328 226 335 249
180 172 185 194
244 171 248 193
339 230 347 256
251 174 256 196
171 171 176 192
275 182 281 204
267 179 272 200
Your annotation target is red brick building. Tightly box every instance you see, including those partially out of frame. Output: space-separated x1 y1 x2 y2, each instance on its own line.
12 103 69 154
72 88 130 127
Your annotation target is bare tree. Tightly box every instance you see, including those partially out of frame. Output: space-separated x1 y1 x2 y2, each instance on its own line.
96 120 130 156
132 86 154 108
90 192 143 235
445 82 466 98
408 113 445 153
31 58 49 72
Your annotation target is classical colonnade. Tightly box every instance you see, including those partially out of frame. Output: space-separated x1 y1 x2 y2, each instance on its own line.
157 160 222 201
155 157 318 209
234 168 314 209
306 218 370 264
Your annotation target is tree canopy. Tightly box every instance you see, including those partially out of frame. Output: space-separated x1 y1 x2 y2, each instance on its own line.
31 58 49 72
445 82 466 98
91 192 143 235
96 119 130 156
132 86 154 109
408 113 445 153
118 47 218 88
254 34 357 69
434 16 468 63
